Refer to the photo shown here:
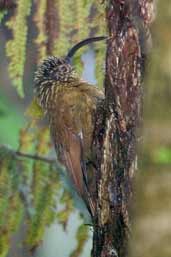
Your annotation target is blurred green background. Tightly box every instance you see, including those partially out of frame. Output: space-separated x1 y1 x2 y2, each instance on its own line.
0 20 94 257
129 1 171 257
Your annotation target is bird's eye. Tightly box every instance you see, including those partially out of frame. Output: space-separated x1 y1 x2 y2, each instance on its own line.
59 65 68 72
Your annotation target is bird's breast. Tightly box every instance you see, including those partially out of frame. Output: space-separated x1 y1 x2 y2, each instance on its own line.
47 85 98 158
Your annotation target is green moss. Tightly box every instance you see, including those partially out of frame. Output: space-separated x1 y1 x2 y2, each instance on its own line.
25 127 62 248
34 0 48 61
6 0 32 97
53 0 73 56
0 148 24 257
56 190 74 228
70 224 89 257
4 0 106 97
0 10 7 23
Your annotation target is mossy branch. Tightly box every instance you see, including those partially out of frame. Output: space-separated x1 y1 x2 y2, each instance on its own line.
15 150 56 164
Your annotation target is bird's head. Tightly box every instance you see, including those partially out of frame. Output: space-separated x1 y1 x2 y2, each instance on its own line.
34 36 106 107
34 36 107 89
34 56 77 87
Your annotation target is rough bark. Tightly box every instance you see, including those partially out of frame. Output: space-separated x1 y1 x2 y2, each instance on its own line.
92 1 154 256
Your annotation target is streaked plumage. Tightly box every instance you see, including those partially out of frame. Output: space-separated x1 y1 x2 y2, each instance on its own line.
34 56 104 216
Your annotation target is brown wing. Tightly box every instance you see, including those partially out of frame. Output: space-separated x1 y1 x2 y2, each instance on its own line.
49 84 104 215
57 126 84 196
49 87 87 197
54 125 95 216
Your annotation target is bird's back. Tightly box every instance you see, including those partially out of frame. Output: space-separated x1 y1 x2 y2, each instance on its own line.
47 82 104 210
49 82 104 159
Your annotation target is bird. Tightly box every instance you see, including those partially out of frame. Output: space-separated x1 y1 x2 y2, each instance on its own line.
34 36 106 217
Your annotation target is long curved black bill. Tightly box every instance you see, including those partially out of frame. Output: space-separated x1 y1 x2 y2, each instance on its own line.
65 36 107 62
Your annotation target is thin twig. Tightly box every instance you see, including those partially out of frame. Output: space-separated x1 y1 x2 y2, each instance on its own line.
15 151 56 164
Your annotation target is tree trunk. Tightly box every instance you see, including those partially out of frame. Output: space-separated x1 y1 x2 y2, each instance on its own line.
92 1 154 256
